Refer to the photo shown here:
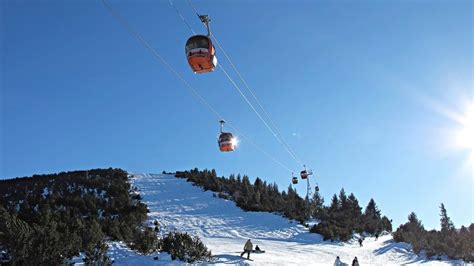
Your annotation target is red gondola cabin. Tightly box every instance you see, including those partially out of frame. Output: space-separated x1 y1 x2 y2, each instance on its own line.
185 35 217 74
300 170 309 179
218 132 235 152
218 120 235 152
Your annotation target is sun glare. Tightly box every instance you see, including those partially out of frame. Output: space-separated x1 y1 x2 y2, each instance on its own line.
231 137 239 147
453 103 474 165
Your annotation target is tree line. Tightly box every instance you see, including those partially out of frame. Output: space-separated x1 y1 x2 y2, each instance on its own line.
310 188 392 241
175 168 392 241
393 204 473 262
176 168 309 222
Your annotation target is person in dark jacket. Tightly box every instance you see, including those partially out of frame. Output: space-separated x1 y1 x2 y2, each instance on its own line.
358 237 363 247
240 239 253 259
352 256 359 266
334 256 344 266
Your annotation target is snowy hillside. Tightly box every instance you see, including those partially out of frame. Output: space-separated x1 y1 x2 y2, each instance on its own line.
106 173 466 265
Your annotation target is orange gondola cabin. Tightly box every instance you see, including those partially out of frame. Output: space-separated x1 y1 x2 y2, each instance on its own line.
218 132 235 152
218 120 235 152
185 15 217 74
185 35 217 74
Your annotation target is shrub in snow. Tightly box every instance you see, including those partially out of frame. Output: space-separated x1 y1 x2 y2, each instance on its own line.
131 227 159 254
83 241 111 265
160 232 212 263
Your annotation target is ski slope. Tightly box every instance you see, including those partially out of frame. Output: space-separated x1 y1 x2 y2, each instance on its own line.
109 173 466 265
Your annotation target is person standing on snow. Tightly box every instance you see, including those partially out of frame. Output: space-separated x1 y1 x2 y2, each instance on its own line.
334 256 343 266
358 237 363 247
240 239 253 259
352 256 359 266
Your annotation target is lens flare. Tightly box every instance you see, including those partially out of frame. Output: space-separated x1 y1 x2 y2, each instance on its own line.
231 137 239 147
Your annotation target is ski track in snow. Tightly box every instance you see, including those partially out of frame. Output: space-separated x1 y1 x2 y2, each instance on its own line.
106 173 468 265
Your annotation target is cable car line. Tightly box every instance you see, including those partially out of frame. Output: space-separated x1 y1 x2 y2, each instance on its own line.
169 0 196 35
210 34 304 167
229 124 294 173
172 0 305 169
239 135 294 173
185 0 200 17
179 0 319 186
102 0 220 119
101 0 294 174
187 0 304 165
185 0 295 150
218 63 303 166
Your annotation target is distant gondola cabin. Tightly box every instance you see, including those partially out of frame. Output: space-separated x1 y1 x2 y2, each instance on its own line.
300 170 309 179
185 35 217 74
218 132 235 152
292 177 298 184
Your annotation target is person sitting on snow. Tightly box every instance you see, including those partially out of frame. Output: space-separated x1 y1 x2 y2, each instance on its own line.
255 245 261 251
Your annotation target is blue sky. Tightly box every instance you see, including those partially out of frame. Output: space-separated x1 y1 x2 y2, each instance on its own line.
1 0 472 229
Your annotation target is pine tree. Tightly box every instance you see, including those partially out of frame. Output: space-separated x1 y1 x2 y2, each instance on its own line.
338 188 348 211
311 191 325 219
347 193 362 232
439 203 454 233
364 198 381 219
329 194 339 212
211 169 217 178
407 212 423 228
381 216 392 232
254 177 263 190
393 212 426 253
364 199 381 234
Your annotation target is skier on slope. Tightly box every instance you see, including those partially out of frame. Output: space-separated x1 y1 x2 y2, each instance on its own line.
358 237 363 247
240 239 253 259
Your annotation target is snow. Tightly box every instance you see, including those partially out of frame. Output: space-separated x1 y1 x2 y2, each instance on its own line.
97 209 105 219
104 173 468 265
42 187 49 199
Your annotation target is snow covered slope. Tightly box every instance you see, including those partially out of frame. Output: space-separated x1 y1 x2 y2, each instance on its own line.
111 173 466 265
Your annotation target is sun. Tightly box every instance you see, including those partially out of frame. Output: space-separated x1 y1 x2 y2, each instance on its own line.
429 96 474 173
452 103 474 165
